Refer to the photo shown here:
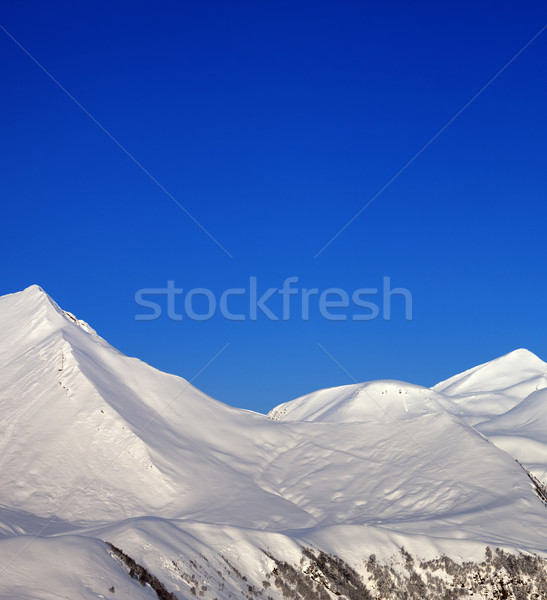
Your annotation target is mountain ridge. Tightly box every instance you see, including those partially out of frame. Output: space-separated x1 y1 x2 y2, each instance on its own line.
1 285 547 599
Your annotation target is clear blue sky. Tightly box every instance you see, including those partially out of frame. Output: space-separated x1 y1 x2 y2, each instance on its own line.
2 1 546 413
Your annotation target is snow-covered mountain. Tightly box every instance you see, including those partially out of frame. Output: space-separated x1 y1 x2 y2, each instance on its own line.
1 285 546 599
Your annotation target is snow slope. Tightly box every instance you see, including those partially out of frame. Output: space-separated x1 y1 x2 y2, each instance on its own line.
431 349 547 483
476 388 547 481
1 286 546 599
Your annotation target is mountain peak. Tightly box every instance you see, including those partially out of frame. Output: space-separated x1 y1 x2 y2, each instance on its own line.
11 284 61 311
434 348 547 396
431 348 547 425
500 347 544 363
268 379 453 423
0 285 98 346
22 283 47 295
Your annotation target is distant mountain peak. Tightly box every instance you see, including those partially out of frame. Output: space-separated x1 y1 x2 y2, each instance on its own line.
434 348 547 397
268 379 456 423
430 347 547 425
494 347 544 364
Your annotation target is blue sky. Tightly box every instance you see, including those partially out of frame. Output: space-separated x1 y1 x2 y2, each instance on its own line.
1 1 546 412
